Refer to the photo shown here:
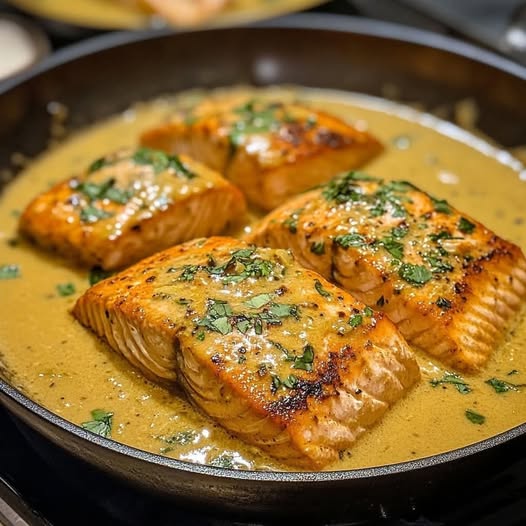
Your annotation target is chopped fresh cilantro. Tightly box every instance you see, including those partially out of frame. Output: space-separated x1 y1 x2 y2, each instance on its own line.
380 237 404 260
0 264 20 280
283 208 303 234
209 452 235 469
363 306 374 317
244 292 274 309
282 374 298 389
56 282 76 296
465 409 485 425
430 372 471 394
334 233 366 249
458 217 476 234
485 377 524 393
431 197 452 214
88 267 113 286
399 263 433 285
132 147 196 178
158 430 197 446
349 314 363 328
197 299 233 335
81 409 113 437
292 344 315 371
79 205 113 224
391 225 409 239
310 241 325 255
314 279 331 298
87 157 110 174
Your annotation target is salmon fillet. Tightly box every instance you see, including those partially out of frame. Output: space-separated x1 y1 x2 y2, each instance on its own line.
140 98 383 210
72 237 419 468
248 172 526 372
19 147 246 270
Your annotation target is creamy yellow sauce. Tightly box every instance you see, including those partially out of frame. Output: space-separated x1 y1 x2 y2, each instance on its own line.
0 87 525 472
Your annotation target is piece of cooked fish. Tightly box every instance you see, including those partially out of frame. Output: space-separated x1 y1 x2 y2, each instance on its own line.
19 147 246 270
142 0 228 25
248 172 526 372
72 237 419 468
140 98 383 210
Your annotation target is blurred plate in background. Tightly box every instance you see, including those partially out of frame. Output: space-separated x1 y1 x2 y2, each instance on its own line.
6 0 327 30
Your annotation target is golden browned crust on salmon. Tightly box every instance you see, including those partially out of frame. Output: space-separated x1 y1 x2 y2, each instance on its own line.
247 172 526 372
19 148 246 270
72 237 419 468
140 99 383 210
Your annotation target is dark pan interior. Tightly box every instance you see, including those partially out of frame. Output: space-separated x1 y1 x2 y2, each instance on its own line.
0 14 525 519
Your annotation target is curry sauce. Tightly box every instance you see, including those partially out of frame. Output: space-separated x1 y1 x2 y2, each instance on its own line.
0 87 525 471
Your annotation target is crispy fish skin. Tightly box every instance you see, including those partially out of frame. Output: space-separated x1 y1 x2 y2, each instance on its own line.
248 172 526 372
19 148 246 270
140 98 383 210
72 237 419 468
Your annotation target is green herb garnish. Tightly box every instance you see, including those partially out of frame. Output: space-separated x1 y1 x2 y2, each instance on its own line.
79 205 113 224
292 344 315 371
431 372 471 394
458 217 476 234
0 264 20 280
334 233 367 249
431 197 452 214
88 267 113 286
485 377 524 393
349 314 363 328
132 147 195 178
56 282 76 296
314 279 331 298
399 263 433 286
310 241 325 255
81 409 113 437
465 409 485 425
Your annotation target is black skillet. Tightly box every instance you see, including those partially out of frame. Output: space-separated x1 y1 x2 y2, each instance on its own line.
0 14 525 521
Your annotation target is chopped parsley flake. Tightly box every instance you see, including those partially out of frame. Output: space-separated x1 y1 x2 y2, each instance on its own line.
310 241 325 255
431 197 452 214
244 292 274 309
314 279 331 298
132 147 196 178
79 205 113 224
458 217 476 234
363 306 374 317
334 233 366 248
56 282 76 296
0 264 20 280
88 267 113 286
158 430 197 446
87 157 110 174
349 314 363 327
399 263 433 286
283 208 303 234
431 372 471 394
292 344 315 371
379 237 404 260
81 409 113 437
485 377 524 393
465 409 485 425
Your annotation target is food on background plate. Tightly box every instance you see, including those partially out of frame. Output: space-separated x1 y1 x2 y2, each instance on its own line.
141 0 229 25
141 98 383 210
19 147 246 270
248 172 526 372
72 237 420 468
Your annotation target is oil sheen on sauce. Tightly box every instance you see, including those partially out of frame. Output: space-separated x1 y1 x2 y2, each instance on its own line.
0 87 525 472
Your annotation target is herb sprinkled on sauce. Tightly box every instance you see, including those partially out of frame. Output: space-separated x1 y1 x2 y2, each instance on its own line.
81 409 113 437
465 409 485 425
0 264 20 280
485 377 525 393
458 217 476 234
132 147 196 178
399 263 433 286
430 372 471 394
56 282 76 296
88 267 113 286
314 279 331 298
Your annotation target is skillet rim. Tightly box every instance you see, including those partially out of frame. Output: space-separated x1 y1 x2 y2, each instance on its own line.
0 12 525 483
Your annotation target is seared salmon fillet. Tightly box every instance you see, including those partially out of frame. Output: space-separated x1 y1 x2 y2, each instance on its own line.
19 147 246 270
140 98 383 210
72 237 419 468
248 172 526 372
